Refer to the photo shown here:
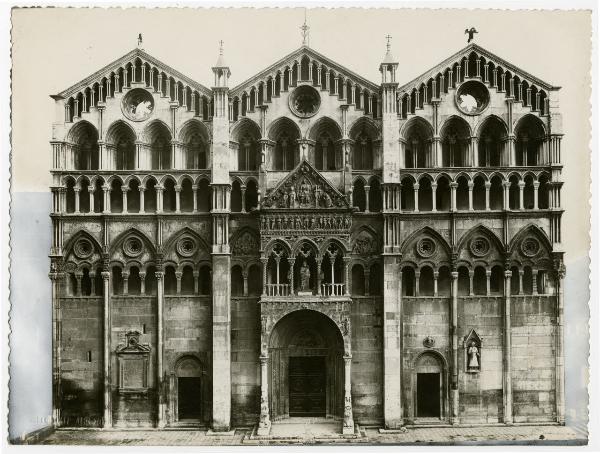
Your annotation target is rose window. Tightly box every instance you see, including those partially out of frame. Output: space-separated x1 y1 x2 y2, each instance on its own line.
121 88 155 122
289 85 321 118
417 238 436 258
74 238 94 259
123 236 144 258
177 237 197 257
521 237 540 257
455 80 490 115
470 237 491 257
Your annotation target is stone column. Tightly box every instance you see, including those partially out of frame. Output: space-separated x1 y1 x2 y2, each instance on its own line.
533 182 539 210
139 272 146 295
242 270 249 296
175 271 183 294
139 187 145 214
74 188 80 213
451 270 459 424
257 354 271 435
342 354 355 435
156 270 166 428
261 258 268 297
469 270 474 296
101 271 112 428
50 270 61 427
486 270 491 295
431 183 437 212
503 270 513 424
413 184 419 212
484 182 491 211
532 269 538 295
468 182 474 211
192 185 198 213
122 271 129 295
88 187 95 213
503 182 510 210
121 186 128 213
364 185 371 213
288 258 295 295
450 182 457 212
518 269 524 294
518 182 525 210
344 257 351 296
173 185 181 213
193 271 200 294
555 266 565 424
316 260 322 295
414 271 421 297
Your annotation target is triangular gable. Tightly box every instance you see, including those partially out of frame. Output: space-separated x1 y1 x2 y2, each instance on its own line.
230 45 379 97
54 48 211 99
261 159 351 210
398 42 558 94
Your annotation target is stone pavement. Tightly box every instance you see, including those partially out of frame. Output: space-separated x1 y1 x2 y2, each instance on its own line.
37 423 587 446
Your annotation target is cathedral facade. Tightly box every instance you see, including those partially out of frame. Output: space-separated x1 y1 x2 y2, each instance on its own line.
49 39 565 433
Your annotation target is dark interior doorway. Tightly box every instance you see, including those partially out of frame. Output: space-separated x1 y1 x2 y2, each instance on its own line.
178 377 202 419
289 356 326 417
417 372 440 417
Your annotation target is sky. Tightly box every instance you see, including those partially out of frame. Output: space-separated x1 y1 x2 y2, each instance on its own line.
10 7 592 259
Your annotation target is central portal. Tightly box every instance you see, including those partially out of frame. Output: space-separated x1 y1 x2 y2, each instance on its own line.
289 356 326 417
267 309 344 420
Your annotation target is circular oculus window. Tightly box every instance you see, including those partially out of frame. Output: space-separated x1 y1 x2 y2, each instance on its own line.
416 238 436 258
177 237 197 257
289 85 321 118
74 238 94 259
121 88 155 122
470 237 491 257
123 236 144 258
521 237 540 257
455 80 490 116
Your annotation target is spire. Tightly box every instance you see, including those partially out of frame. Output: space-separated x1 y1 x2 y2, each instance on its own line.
214 39 228 68
301 8 310 47
381 34 396 64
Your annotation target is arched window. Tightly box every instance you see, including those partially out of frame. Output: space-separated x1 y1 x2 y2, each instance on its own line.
417 178 433 212
419 266 434 296
368 178 383 213
163 179 176 213
274 133 296 171
93 179 104 213
401 178 415 211
231 265 244 296
490 265 504 295
181 266 195 295
144 179 157 213
231 181 242 213
164 266 177 295
185 133 207 169
441 118 470 167
472 176 486 211
523 175 535 209
145 266 157 295
197 180 211 213
538 175 550 209
107 122 136 171
404 120 433 168
315 133 337 171
490 175 504 210
110 180 123 213
127 179 140 213
456 176 469 211
180 179 194 213
65 179 76 213
401 266 415 296
238 134 258 171
146 122 172 170
478 117 507 167
509 175 520 210
473 266 487 295
112 266 123 295
129 267 141 295
457 266 470 296
515 115 545 166
353 179 366 212
352 133 373 170
245 180 259 212
71 122 99 170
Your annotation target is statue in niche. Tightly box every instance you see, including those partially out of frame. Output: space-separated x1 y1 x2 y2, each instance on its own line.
299 261 311 291
289 186 296 208
467 342 480 371
321 191 332 208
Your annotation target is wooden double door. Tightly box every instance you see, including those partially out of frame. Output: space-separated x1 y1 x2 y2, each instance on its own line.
288 356 326 417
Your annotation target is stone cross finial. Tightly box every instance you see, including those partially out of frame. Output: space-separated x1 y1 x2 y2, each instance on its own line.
301 9 310 46
385 34 392 51
219 40 224 55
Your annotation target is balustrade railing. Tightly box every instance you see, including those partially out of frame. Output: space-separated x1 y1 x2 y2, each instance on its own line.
265 283 291 297
321 283 345 296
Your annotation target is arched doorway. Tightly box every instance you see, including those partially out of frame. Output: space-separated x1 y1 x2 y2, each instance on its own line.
170 355 208 424
413 352 447 421
268 310 344 420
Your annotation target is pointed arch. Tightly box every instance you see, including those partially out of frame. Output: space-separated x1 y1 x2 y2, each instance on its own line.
162 226 211 258
400 226 452 257
456 224 505 255
109 227 157 256
507 224 552 256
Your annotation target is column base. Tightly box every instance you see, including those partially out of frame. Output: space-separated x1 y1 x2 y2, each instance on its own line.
256 422 271 436
342 422 355 435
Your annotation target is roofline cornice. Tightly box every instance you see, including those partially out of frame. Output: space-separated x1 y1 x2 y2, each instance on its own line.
54 48 212 99
397 43 559 94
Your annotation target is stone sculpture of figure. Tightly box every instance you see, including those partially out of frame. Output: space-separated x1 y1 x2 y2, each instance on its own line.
300 262 311 291
321 192 332 208
468 342 480 370
289 187 296 208
299 180 311 205
282 192 289 208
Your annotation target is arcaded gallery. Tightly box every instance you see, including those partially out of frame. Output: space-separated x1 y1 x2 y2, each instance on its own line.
48 37 565 434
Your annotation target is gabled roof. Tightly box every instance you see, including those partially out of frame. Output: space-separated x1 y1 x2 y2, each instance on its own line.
398 42 559 93
230 45 380 97
53 48 212 99
261 159 351 210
